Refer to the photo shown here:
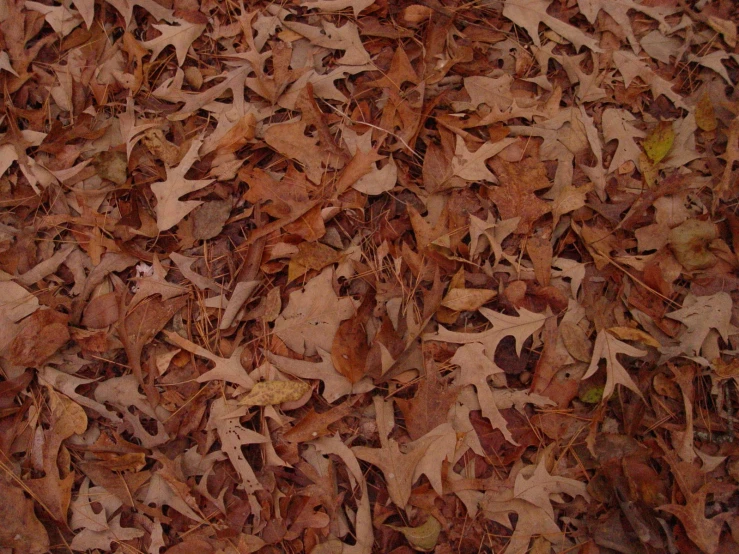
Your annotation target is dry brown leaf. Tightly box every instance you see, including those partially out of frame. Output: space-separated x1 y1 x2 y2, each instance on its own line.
0 479 50 554
151 139 214 231
273 268 358 356
488 157 551 234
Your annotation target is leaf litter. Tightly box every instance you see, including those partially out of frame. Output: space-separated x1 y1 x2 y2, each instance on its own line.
0 0 738 552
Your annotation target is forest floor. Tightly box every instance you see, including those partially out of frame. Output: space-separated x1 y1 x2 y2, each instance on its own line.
0 0 739 552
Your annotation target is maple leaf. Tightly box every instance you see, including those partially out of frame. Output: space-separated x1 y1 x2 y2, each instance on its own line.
582 328 647 400
150 139 214 231
488 157 552 234
273 268 358 356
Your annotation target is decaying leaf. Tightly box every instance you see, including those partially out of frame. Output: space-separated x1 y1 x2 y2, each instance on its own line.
238 380 311 406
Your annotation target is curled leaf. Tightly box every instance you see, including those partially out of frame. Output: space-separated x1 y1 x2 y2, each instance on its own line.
668 219 718 271
387 516 441 552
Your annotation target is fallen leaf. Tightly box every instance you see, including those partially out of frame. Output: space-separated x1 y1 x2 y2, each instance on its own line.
273 268 358 356
643 121 675 164
488 157 552 233
150 139 214 231
387 515 441 552
582 328 647 401
0 479 50 554
238 380 311 406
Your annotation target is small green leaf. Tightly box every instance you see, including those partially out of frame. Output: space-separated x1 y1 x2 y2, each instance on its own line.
580 385 604 404
387 516 441 552
643 121 674 164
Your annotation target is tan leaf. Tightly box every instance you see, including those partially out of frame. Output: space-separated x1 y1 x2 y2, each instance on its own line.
0 479 50 554
488 157 551 234
150 139 214 231
273 268 358 356
352 397 438 508
582 329 647 400
451 136 515 181
431 306 547 358
441 287 496 312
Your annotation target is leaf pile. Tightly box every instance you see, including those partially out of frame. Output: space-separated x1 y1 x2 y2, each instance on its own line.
1 0 739 552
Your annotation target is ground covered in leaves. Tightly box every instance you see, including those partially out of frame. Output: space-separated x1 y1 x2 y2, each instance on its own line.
1 0 739 551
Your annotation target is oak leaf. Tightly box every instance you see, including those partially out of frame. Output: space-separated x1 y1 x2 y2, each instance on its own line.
352 397 438 508
488 157 551 234
665 292 736 356
451 136 516 181
0 479 50 554
503 0 601 51
150 139 214 231
431 306 548 359
267 349 373 403
207 398 268 493
70 478 144 551
659 482 732 554
273 268 358 356
513 455 589 520
144 18 205 66
163 330 255 390
396 359 459 440
582 328 647 400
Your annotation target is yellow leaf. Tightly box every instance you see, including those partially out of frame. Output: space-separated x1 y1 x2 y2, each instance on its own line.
238 380 311 407
607 326 661 348
387 516 441 552
643 121 674 164
695 92 717 132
